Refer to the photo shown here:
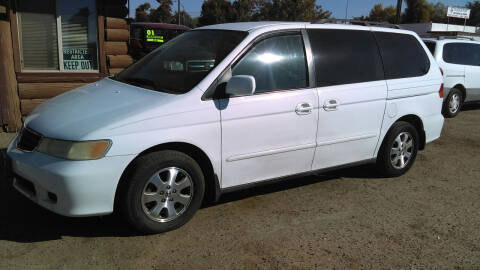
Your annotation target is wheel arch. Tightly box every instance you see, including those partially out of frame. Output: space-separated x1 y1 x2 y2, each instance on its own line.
381 114 426 152
114 142 219 211
452 84 467 102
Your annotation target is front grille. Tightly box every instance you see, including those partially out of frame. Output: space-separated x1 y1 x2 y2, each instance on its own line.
17 128 42 151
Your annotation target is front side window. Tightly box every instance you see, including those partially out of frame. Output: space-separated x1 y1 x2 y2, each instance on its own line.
116 30 247 94
17 0 98 72
443 43 480 66
232 34 308 94
308 29 384 86
375 32 430 79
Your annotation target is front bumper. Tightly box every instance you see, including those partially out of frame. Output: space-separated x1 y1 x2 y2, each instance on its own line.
7 136 135 217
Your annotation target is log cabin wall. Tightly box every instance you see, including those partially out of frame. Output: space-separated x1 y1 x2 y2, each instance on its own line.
105 17 132 75
0 0 130 131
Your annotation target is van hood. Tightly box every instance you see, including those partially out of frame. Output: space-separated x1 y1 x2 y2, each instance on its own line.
25 78 181 140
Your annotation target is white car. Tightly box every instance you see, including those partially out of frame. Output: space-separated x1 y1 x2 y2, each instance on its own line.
423 38 480 117
7 22 444 234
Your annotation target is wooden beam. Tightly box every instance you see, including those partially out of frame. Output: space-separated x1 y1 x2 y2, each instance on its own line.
98 15 108 75
0 4 22 131
9 4 20 73
16 73 105 83
18 83 86 99
109 68 124 75
105 41 128 55
105 17 128 29
20 99 45 116
105 28 129 41
108 55 133 68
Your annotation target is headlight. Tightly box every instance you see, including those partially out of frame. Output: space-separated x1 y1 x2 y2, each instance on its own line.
37 138 111 160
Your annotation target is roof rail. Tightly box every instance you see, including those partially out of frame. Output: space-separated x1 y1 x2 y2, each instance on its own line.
315 19 402 29
435 36 476 41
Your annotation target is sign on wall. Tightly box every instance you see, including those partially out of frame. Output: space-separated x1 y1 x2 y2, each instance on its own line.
63 48 95 70
447 6 471 19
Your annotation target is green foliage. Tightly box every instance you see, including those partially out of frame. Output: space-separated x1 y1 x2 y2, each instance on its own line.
149 0 173 23
466 1 480 26
172 10 198 28
403 0 432 23
135 3 151 22
198 0 234 26
360 4 396 23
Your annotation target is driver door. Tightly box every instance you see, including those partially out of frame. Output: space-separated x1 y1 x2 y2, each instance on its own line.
219 32 318 188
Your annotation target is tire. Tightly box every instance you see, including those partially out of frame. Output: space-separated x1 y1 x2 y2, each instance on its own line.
120 150 205 234
443 88 463 118
376 121 419 177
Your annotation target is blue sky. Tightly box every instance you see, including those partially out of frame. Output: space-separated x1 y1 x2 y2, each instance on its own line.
129 0 471 19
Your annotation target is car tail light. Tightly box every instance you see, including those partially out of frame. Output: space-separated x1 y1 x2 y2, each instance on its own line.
439 83 444 98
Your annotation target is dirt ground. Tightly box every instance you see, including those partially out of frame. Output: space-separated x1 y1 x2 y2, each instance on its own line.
1 104 479 269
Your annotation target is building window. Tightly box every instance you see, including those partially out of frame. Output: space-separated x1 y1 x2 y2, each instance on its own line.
17 0 98 72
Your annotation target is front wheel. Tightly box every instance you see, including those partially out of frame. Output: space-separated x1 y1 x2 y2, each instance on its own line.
120 150 205 234
443 88 463 118
376 121 419 177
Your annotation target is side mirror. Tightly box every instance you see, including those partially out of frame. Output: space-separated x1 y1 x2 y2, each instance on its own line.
225 75 256 97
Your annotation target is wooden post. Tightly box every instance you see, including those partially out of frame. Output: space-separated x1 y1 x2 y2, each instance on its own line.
0 1 22 131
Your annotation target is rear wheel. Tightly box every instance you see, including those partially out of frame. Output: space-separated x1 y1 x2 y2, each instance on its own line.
121 150 205 234
443 88 463 118
377 121 419 177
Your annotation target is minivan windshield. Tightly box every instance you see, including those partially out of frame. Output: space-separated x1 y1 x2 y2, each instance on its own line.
114 30 248 94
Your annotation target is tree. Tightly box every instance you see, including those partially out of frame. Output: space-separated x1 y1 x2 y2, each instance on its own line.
149 0 173 23
256 0 330 22
365 4 396 23
466 1 480 26
198 0 234 26
428 2 447 23
172 10 198 28
403 0 432 23
135 2 151 22
231 0 263 22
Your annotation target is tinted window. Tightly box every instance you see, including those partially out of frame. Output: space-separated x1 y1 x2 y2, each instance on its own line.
424 41 436 55
307 29 383 86
232 34 308 94
116 30 247 94
375 32 430 79
443 43 480 66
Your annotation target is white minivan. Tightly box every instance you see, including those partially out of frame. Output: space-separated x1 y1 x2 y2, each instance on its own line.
7 22 444 234
423 38 480 117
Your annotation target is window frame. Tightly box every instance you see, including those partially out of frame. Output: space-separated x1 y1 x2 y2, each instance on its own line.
203 29 315 100
15 0 100 73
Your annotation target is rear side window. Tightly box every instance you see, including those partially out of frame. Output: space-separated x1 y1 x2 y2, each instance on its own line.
232 34 308 94
307 29 384 87
424 41 436 55
443 43 480 66
375 32 430 79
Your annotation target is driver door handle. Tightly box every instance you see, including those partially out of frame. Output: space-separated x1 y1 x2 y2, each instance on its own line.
295 102 313 115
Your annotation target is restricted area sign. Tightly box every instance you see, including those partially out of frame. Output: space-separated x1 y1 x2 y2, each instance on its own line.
447 6 471 19
63 48 95 70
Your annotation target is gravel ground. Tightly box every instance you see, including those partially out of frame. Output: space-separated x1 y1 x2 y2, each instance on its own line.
1 104 479 269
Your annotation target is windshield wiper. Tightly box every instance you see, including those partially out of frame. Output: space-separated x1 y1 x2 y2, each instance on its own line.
122 77 157 90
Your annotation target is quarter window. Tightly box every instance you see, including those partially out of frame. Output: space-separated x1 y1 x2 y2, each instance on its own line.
232 34 308 94
17 0 99 72
307 29 384 87
374 32 430 79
